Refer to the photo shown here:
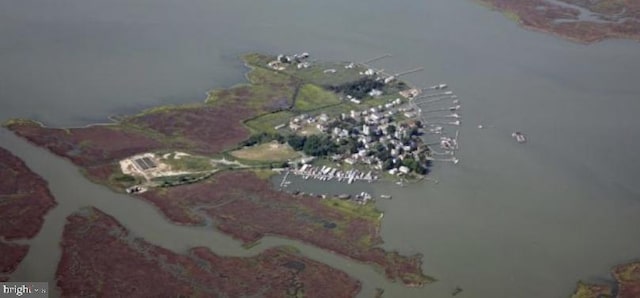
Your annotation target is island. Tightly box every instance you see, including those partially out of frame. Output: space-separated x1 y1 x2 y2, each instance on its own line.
0 146 57 281
57 207 362 297
5 53 438 288
571 261 640 298
476 0 640 43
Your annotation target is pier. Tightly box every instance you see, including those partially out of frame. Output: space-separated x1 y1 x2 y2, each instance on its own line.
394 67 424 77
413 95 457 105
408 83 463 166
413 91 454 99
361 54 391 64
418 106 461 114
279 170 291 188
292 164 378 185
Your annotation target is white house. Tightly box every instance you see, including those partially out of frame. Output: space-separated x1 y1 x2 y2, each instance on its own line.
399 166 410 174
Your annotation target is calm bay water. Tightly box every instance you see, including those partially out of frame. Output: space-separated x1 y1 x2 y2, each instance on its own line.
1 0 640 297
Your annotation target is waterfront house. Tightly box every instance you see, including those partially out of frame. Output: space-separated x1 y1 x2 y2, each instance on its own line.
369 89 383 97
383 76 395 84
399 166 410 174
289 122 301 131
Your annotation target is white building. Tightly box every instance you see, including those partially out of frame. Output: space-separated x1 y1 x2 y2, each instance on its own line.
368 89 383 97
362 125 371 135
289 123 301 131
399 166 410 174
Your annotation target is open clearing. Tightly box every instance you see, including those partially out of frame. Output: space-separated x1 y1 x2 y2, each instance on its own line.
230 142 300 161
294 84 341 111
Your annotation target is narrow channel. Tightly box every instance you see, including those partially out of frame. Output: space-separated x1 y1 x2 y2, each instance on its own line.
2 129 437 298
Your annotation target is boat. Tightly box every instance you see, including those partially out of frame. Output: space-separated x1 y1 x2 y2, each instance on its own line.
337 194 351 200
452 287 463 296
380 194 392 200
512 131 527 143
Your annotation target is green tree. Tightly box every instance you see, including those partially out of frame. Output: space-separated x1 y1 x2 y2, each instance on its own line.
383 159 394 170
287 135 307 150
402 157 419 172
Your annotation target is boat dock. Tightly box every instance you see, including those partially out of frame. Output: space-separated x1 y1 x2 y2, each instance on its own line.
361 54 391 65
394 67 424 77
410 83 463 166
292 164 378 184
419 105 461 114
279 170 291 188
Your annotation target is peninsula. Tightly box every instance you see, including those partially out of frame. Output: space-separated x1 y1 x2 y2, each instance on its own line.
0 146 57 281
5 53 437 288
476 0 640 43
571 261 640 298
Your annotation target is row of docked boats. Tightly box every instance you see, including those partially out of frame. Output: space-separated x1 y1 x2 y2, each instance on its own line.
293 164 378 184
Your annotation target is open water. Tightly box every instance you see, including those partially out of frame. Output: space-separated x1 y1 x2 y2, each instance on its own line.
2 0 640 297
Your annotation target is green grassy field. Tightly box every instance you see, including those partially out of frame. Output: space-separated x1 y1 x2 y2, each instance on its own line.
285 62 365 87
160 153 215 172
293 84 342 111
205 66 297 114
230 142 300 162
320 199 382 222
244 111 294 134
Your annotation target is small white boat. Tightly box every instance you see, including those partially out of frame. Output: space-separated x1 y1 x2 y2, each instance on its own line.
512 132 527 143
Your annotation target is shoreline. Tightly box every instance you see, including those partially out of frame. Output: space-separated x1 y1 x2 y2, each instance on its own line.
476 0 640 44
3 53 436 291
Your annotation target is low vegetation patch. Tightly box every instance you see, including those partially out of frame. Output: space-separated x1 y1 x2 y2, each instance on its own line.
160 153 215 172
294 84 341 111
244 111 294 134
230 142 300 162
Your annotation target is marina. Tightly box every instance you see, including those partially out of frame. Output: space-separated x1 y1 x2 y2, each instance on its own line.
277 75 465 192
4 0 640 296
289 164 378 184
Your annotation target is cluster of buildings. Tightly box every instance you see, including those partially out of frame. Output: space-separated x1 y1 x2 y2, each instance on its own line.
286 96 431 178
267 52 311 71
338 112 430 175
286 113 330 132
